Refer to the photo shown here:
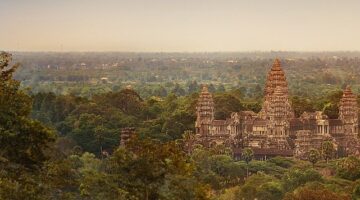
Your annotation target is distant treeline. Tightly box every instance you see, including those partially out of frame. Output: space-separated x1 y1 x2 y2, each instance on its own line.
12 52 360 100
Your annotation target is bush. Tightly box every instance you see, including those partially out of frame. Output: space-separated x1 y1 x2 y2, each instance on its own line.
353 182 360 200
267 156 295 168
283 184 351 200
336 156 360 181
282 169 323 192
236 172 283 200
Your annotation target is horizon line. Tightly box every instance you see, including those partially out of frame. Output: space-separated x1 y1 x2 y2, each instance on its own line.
6 50 360 54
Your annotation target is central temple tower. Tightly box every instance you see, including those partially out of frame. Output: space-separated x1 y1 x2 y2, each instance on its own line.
259 59 294 149
263 58 289 100
260 59 294 120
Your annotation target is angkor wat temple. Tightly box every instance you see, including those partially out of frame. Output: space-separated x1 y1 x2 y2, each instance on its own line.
195 59 360 159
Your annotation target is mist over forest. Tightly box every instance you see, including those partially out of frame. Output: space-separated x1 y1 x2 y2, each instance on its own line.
13 51 360 98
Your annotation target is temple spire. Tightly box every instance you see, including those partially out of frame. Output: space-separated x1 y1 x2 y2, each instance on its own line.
201 84 209 93
272 58 282 70
343 85 354 97
260 59 293 120
195 84 214 136
264 58 288 99
339 85 358 125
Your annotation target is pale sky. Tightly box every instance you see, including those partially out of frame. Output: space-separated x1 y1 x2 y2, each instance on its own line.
1 0 360 52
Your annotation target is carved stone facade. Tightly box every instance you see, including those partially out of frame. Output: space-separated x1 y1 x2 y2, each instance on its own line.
195 59 360 159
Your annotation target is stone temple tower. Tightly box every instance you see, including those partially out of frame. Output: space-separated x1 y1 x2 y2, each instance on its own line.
266 86 294 148
264 58 289 100
195 85 214 136
339 86 358 136
259 59 294 149
268 86 294 123
260 59 294 120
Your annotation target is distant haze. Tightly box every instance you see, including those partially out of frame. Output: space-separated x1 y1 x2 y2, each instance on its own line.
1 0 360 52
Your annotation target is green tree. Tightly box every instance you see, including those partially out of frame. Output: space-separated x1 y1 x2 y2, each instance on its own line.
178 130 196 155
257 181 284 200
282 169 322 192
208 84 216 93
319 90 343 119
308 149 320 167
187 80 199 94
93 88 143 116
214 93 243 119
161 110 195 140
104 136 209 200
217 84 226 92
0 52 55 167
283 185 351 200
236 173 282 200
321 141 335 163
336 156 360 181
153 86 168 97
42 155 82 199
291 96 315 117
323 103 339 119
0 52 56 199
242 148 254 177
172 83 186 96
353 183 360 200
242 148 254 164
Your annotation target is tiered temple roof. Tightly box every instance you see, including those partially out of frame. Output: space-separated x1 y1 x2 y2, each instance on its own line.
264 58 289 99
195 85 215 131
261 59 294 120
339 86 358 124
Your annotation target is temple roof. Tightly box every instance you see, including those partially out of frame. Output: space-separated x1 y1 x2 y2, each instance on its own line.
339 85 358 121
264 58 289 98
253 118 267 126
273 58 281 69
212 120 227 126
196 84 215 125
340 85 357 103
197 84 214 105
201 84 209 93
260 60 294 120
343 85 354 96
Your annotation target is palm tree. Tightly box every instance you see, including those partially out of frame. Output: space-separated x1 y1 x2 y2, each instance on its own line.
242 148 254 177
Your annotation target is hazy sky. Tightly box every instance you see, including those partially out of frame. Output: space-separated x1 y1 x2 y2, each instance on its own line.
1 0 360 52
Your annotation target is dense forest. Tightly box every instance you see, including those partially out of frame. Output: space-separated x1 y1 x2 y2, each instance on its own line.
12 51 360 98
2 51 360 199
